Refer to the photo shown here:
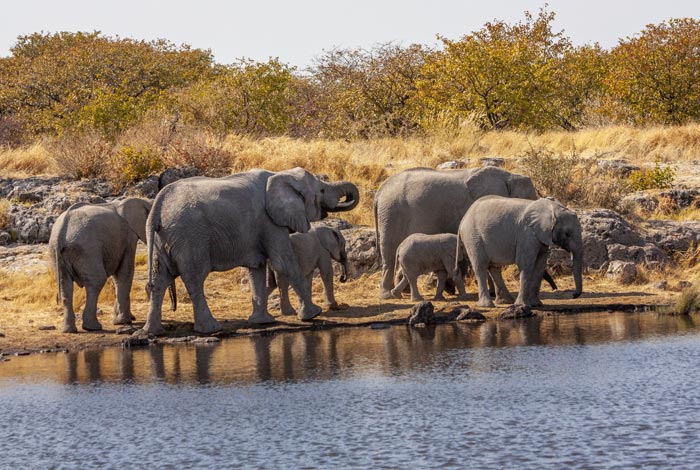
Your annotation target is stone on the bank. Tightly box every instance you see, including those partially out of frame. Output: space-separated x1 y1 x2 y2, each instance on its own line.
607 260 638 284
192 337 220 344
456 307 486 322
480 157 505 167
498 305 533 320
437 160 468 170
116 325 139 335
37 325 56 331
652 280 668 291
407 301 435 326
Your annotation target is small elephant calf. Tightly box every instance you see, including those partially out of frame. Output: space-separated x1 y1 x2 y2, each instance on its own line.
268 226 349 315
391 233 468 301
50 198 152 333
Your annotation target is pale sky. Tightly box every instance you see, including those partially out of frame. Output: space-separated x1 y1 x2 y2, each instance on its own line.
2 0 699 68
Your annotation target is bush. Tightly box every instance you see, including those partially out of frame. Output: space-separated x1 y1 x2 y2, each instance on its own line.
628 161 676 191
110 144 164 186
49 130 112 178
519 147 630 209
163 130 233 176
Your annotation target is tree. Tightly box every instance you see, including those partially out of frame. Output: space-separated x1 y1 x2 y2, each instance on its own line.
606 18 700 125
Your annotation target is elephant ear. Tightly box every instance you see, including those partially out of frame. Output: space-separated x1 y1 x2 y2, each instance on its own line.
318 227 343 260
115 198 152 243
522 198 557 246
265 168 317 233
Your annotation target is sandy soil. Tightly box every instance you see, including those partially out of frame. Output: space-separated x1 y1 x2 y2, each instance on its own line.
0 244 678 356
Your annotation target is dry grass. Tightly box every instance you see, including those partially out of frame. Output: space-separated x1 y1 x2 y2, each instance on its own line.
0 142 55 176
0 199 10 229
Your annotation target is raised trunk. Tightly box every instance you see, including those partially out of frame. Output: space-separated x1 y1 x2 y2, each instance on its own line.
325 182 360 212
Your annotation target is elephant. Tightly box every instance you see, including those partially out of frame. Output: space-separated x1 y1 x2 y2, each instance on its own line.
391 233 469 301
268 225 349 315
457 196 583 308
49 198 153 333
373 165 556 299
142 168 359 335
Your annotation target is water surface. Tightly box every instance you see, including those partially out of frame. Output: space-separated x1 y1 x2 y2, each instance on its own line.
1 312 700 468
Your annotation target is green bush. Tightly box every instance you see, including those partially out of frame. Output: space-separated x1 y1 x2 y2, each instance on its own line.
111 144 164 186
628 161 676 191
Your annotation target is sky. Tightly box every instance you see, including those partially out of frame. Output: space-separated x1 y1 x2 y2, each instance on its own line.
2 0 699 68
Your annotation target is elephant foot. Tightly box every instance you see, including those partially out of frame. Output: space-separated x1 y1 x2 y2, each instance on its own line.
379 289 396 300
112 314 133 325
141 322 166 336
280 306 297 316
477 298 495 308
433 295 446 301
530 299 544 307
389 288 404 299
410 295 424 302
194 317 223 333
81 318 103 331
324 301 339 310
298 303 322 322
456 294 469 301
62 322 78 334
495 294 515 305
248 311 276 325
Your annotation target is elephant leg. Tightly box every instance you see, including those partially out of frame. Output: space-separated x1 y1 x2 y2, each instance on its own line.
81 282 104 331
113 254 136 325
489 267 515 305
277 274 297 316
318 257 338 309
405 268 424 302
434 270 447 301
487 276 496 297
452 271 468 301
379 239 400 299
59 274 77 333
390 268 409 299
515 253 541 308
143 271 171 336
247 266 276 324
181 270 222 333
472 258 495 308
528 253 548 307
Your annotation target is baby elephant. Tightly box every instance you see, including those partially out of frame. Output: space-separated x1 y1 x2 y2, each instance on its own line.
50 198 152 333
391 233 468 301
268 226 349 315
458 196 583 308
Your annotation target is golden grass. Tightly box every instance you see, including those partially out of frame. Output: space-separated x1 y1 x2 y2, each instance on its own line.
0 199 10 229
0 142 55 176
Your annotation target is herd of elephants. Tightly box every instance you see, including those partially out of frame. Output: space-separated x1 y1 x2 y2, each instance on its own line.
49 165 583 335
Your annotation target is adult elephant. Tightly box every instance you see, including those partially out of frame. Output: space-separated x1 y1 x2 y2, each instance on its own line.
142 168 359 335
374 166 544 299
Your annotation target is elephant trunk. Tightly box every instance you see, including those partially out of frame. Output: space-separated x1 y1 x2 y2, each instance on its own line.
325 182 360 212
571 246 583 299
339 257 349 283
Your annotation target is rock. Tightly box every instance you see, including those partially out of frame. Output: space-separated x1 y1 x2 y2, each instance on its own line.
122 330 151 348
192 337 220 344
37 325 56 331
479 157 505 167
126 175 160 198
115 325 139 335
606 260 638 284
314 218 353 231
341 226 378 278
163 336 196 343
498 305 533 320
645 220 700 253
0 231 10 245
14 351 30 356
437 160 468 170
158 166 200 190
652 280 668 290
407 301 435 326
456 307 486 322
677 280 693 290
597 159 640 177
369 323 391 330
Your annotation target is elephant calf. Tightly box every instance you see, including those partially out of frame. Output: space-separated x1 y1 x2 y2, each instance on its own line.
268 226 349 315
49 198 152 333
457 196 583 308
391 233 468 301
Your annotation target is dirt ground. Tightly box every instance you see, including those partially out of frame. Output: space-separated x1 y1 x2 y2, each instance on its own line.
0 244 678 356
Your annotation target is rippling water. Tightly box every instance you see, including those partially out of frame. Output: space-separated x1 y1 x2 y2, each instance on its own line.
2 312 700 468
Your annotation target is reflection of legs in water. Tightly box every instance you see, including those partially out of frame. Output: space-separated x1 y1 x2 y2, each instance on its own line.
517 316 543 345
65 351 79 384
195 344 217 385
479 322 497 348
252 335 273 382
149 345 166 380
119 348 135 382
84 350 102 382
300 331 322 374
281 334 296 381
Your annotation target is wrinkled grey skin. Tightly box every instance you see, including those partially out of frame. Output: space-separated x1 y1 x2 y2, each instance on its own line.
268 226 349 315
391 233 469 301
457 196 583 307
143 168 359 335
49 198 152 333
374 166 541 299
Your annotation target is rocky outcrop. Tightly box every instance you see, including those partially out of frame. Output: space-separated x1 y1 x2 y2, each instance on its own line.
621 188 700 215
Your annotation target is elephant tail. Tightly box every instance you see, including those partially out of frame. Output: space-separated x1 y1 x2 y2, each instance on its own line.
168 281 177 311
266 262 278 292
145 196 162 299
454 236 466 280
373 196 381 264
52 212 76 305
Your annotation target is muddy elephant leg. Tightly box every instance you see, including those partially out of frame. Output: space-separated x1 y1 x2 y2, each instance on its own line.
515 251 540 307
471 257 494 308
528 252 548 307
379 238 400 299
143 271 171 336
248 266 276 324
276 274 297 316
81 282 104 331
180 269 222 333
434 270 448 301
60 275 77 333
113 254 136 325
488 267 515 305
318 257 338 309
